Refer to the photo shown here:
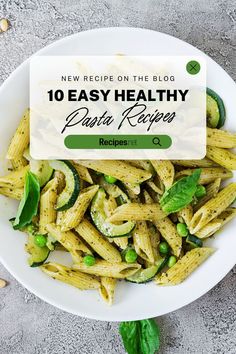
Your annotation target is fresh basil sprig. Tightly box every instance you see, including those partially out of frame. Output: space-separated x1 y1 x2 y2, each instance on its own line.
119 319 160 354
13 171 40 230
160 169 201 214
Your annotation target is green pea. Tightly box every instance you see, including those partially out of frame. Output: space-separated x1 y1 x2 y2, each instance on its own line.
125 249 138 263
195 185 206 198
34 234 47 248
168 255 177 268
159 242 169 254
83 255 96 266
177 223 188 237
104 175 117 184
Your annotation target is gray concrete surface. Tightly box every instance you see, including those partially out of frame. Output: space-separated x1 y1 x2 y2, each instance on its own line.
0 0 235 353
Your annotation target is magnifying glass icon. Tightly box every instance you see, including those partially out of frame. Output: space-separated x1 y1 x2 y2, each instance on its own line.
152 137 162 147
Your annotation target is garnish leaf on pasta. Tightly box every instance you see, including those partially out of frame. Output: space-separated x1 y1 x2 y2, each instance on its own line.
13 171 40 230
160 169 201 214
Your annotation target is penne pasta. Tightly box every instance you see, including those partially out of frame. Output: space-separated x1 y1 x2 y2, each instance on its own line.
75 160 152 184
54 170 65 194
46 223 92 263
195 208 236 239
151 160 175 189
73 260 141 279
206 146 236 170
171 158 217 168
175 167 232 184
41 262 100 290
7 109 30 159
155 248 214 285
10 156 28 171
75 219 122 263
73 162 93 184
99 277 117 305
154 217 182 257
177 205 193 228
122 182 140 195
0 165 29 188
59 185 99 231
0 187 24 200
39 178 58 234
193 178 221 211
108 203 166 222
207 128 236 148
133 221 155 263
111 236 128 250
146 180 163 195
148 223 161 262
127 160 154 173
190 183 236 234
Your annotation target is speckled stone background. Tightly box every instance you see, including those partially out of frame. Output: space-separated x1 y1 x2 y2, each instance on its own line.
0 1 235 353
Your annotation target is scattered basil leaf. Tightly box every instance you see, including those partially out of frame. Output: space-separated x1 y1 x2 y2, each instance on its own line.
119 319 160 354
13 171 40 230
139 319 160 354
160 169 201 214
119 321 140 354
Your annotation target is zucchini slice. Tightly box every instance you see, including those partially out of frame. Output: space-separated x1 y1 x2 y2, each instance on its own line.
207 88 226 128
186 234 203 248
90 188 135 237
23 148 53 187
49 160 80 211
25 233 50 267
126 256 168 283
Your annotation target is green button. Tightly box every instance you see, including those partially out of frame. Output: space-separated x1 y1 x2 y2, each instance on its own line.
64 135 172 149
186 60 201 75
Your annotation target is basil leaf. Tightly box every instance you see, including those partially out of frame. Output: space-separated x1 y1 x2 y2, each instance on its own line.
119 321 140 354
13 171 40 230
160 169 201 214
119 319 160 354
140 319 160 354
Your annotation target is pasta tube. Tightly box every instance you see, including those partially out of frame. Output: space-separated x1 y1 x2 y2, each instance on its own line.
11 156 28 170
41 263 100 290
59 185 99 231
154 217 182 257
75 160 152 184
195 208 236 239
73 260 141 279
127 160 154 173
193 178 221 211
108 203 166 222
190 183 236 234
151 160 175 189
177 205 193 228
207 128 236 148
99 277 117 305
75 219 122 263
171 158 217 168
73 162 93 184
0 165 29 188
7 109 30 159
0 187 23 200
206 146 236 170
175 167 232 184
155 248 214 285
133 221 155 263
39 178 58 234
46 223 92 263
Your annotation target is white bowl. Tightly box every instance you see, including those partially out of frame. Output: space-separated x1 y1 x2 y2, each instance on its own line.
0 27 235 321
